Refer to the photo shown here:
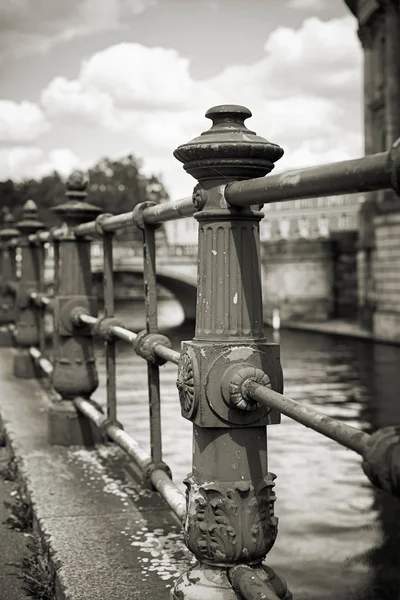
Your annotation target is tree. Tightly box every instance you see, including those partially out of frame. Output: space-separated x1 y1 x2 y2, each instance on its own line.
0 154 170 243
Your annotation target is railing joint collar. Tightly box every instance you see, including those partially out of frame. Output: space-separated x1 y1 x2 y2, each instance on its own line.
131 201 162 230
94 316 124 341
133 330 172 365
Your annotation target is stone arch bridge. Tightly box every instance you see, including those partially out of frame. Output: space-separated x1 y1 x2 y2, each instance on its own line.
44 241 198 321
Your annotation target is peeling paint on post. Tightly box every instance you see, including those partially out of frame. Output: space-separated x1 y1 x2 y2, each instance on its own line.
0 209 19 346
13 201 46 378
48 171 103 446
172 106 290 599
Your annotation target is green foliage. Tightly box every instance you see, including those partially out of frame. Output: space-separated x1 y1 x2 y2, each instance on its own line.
0 154 170 242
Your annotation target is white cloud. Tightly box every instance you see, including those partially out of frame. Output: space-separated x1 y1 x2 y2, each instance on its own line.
0 146 81 180
0 100 49 143
0 0 157 60
42 77 118 127
80 43 196 111
287 0 328 10
17 15 363 198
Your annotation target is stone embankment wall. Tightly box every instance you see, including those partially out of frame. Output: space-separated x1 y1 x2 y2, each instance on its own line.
261 234 358 324
261 239 334 323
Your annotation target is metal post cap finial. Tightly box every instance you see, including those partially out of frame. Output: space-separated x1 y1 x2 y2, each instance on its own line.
16 199 45 235
66 170 88 199
22 199 38 217
173 104 284 181
204 105 253 131
53 169 101 224
3 208 14 225
0 207 19 240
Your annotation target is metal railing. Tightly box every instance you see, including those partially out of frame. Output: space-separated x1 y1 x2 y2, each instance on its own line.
0 104 399 600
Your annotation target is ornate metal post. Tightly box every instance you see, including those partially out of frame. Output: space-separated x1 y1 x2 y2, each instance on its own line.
48 171 103 446
172 106 290 599
13 201 46 377
0 209 19 346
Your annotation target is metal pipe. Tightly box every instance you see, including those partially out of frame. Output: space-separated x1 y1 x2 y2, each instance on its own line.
30 292 53 309
103 232 117 425
245 381 369 456
109 324 137 343
29 231 51 244
77 313 180 364
142 221 163 466
29 346 54 376
153 344 180 365
78 313 98 326
73 396 186 521
73 196 194 237
225 151 394 207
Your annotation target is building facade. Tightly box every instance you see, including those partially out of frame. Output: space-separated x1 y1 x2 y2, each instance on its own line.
345 0 400 338
259 193 363 242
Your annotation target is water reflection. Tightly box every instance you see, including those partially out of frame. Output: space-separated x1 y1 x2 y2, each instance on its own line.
91 299 400 600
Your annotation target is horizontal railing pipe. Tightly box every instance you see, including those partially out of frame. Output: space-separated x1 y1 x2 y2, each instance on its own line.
244 381 370 456
29 231 51 244
225 147 398 207
76 313 180 364
153 344 180 365
74 397 186 521
29 347 54 376
73 196 194 237
30 292 53 310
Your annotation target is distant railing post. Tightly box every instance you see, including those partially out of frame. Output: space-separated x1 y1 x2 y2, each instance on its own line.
172 106 291 599
13 201 46 378
0 209 19 346
48 171 103 446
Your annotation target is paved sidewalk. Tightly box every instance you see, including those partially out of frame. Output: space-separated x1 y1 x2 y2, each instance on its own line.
0 348 192 600
0 446 30 600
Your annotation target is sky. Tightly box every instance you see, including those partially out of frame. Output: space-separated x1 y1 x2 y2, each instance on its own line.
0 0 363 201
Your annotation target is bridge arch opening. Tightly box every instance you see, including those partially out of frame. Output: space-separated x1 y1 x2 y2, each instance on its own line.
91 268 197 327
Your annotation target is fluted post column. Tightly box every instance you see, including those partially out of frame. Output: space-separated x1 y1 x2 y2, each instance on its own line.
13 201 46 377
0 209 19 346
48 171 103 446
172 106 290 599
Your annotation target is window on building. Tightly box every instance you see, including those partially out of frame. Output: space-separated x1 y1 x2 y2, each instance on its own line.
318 215 329 237
339 213 349 230
298 217 309 238
279 218 290 239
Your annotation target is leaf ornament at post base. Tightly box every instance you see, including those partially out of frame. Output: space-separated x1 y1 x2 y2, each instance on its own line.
13 201 46 377
0 209 19 346
171 106 291 599
48 170 103 446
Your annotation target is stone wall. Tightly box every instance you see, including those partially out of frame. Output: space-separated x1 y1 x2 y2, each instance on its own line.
373 212 400 342
332 231 358 320
261 239 334 323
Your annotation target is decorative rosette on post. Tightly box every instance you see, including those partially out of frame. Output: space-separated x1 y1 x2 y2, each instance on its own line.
173 104 284 183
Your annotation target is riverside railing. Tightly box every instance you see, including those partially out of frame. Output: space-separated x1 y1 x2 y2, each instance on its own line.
0 105 400 600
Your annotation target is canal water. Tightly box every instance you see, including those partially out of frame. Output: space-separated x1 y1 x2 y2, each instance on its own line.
91 299 400 600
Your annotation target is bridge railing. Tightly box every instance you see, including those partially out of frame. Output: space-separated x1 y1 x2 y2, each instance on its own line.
0 105 400 600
